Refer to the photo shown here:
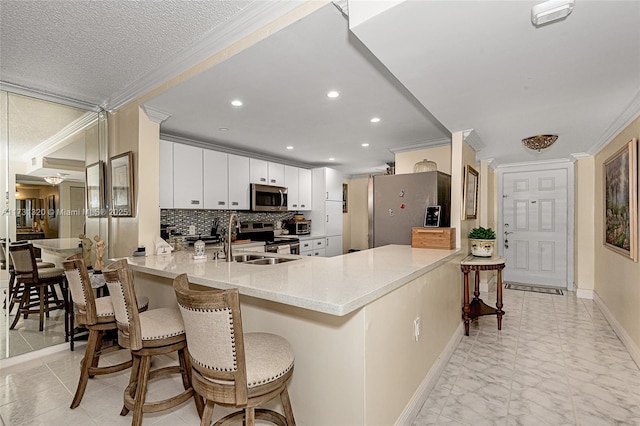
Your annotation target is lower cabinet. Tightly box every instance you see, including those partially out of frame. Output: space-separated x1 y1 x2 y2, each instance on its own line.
300 236 342 257
325 235 343 257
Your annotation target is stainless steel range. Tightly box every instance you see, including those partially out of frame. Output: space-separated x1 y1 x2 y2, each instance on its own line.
237 222 299 255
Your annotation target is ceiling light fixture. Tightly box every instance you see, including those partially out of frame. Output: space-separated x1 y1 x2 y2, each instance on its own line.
231 100 243 107
286 146 294 150
328 158 335 161
218 127 229 131
370 117 380 123
327 91 340 98
531 0 574 26
361 143 370 147
522 134 558 152
44 176 64 185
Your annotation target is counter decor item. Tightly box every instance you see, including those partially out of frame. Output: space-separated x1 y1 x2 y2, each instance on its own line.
413 158 437 173
468 227 496 257
93 235 106 271
411 227 456 249
193 239 206 259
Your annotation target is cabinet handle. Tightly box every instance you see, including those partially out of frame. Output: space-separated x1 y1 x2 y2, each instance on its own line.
326 192 329 199
292 204 297 208
218 201 226 206
260 178 266 182
300 204 306 208
231 201 239 206
191 200 200 205
316 241 322 246
270 179 276 183
326 238 329 246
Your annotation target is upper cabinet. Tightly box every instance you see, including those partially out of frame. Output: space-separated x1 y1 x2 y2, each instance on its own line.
298 168 312 210
284 166 312 211
250 158 285 186
228 154 250 210
203 150 229 209
159 140 174 208
312 167 343 201
173 143 203 209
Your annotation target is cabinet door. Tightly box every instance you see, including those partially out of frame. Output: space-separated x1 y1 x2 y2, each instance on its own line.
228 154 250 210
173 144 203 209
325 167 343 201
325 235 343 257
159 140 173 208
300 239 313 251
250 158 268 184
298 168 312 210
203 150 228 209
268 162 285 186
284 165 299 210
325 200 343 236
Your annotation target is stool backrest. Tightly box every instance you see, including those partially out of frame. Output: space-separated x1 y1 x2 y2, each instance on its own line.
173 273 248 405
103 259 143 350
62 253 98 325
8 243 39 280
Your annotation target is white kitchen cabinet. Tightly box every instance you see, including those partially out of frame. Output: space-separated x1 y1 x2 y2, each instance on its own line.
312 167 343 201
325 201 343 236
159 140 174 208
284 165 299 210
203 150 228 209
228 154 250 210
173 143 203 209
250 158 285 186
300 237 326 257
325 235 343 257
298 168 312 210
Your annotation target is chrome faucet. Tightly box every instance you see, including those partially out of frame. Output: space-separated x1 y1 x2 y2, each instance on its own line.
224 213 239 262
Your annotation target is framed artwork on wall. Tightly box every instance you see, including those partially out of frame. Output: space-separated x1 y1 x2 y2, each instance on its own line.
603 137 637 261
463 165 479 220
110 151 134 217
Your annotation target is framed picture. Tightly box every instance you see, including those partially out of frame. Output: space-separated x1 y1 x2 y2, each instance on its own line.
47 195 56 218
85 161 104 217
463 164 479 220
424 205 441 227
110 151 134 217
603 137 637 261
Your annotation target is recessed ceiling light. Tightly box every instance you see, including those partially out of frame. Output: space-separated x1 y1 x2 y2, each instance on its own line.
218 127 229 131
361 143 370 147
286 146 294 150
328 157 335 161
231 100 243 107
370 117 381 123
327 91 340 98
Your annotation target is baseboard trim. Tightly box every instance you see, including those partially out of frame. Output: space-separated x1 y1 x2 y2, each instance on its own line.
576 288 594 299
593 292 640 369
0 341 81 369
395 322 464 425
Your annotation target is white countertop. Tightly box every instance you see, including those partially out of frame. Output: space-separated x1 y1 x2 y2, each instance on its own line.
31 238 82 253
125 245 460 316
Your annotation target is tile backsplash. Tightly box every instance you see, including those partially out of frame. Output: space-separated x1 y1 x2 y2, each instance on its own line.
160 209 296 236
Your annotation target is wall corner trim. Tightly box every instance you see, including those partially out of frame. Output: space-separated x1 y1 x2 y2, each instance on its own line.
593 292 640 369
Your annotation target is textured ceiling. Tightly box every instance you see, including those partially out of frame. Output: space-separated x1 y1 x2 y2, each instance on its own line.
0 0 254 106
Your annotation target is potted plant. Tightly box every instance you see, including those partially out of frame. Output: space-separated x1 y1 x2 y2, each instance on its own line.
468 226 496 257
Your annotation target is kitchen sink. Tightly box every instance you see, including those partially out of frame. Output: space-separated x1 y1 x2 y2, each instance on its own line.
233 254 298 265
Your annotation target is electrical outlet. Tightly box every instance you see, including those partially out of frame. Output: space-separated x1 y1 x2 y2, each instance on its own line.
413 317 421 342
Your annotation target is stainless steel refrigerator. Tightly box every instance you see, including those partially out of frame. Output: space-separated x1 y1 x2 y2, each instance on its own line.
368 171 451 248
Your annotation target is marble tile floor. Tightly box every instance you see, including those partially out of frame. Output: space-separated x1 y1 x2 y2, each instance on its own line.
413 288 640 426
1 304 67 358
1 287 638 425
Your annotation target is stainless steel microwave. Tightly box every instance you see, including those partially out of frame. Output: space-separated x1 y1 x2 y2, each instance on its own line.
285 220 311 235
250 184 288 212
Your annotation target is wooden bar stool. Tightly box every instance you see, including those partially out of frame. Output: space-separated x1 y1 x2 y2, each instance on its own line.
8 243 67 331
173 273 296 426
103 259 203 426
62 253 149 408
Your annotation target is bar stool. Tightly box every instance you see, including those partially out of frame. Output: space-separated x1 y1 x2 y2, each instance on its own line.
62 253 149 408
173 273 296 426
8 243 67 331
103 259 203 426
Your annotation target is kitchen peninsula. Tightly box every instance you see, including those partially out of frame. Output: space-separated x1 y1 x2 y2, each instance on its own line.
127 245 464 425
31 238 81 267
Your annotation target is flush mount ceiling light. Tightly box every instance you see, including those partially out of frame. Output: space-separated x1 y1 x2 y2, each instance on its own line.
44 176 64 185
286 146 294 150
522 134 558 152
361 143 370 147
231 100 243 107
370 117 381 123
531 0 575 26
327 90 340 98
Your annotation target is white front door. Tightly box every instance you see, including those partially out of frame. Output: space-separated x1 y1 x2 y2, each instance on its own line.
501 166 571 288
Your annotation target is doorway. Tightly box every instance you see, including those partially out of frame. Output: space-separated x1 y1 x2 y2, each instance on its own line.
498 161 574 290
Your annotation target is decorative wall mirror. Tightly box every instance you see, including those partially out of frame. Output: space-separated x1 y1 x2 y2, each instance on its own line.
463 165 479 220
110 151 134 217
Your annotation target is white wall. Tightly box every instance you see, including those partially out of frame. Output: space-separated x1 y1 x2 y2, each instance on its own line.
395 145 452 175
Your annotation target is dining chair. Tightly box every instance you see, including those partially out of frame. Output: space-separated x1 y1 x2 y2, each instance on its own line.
173 273 296 426
103 259 203 426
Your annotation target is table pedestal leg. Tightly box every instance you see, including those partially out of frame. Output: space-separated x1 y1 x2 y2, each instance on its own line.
496 269 504 330
462 270 470 336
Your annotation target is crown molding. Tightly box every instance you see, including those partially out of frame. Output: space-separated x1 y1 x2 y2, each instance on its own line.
105 1 311 111
570 152 591 162
462 129 485 152
141 105 172 124
0 81 101 112
589 89 640 155
21 111 99 162
388 138 451 154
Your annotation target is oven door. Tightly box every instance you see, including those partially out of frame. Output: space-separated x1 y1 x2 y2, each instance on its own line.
251 184 288 212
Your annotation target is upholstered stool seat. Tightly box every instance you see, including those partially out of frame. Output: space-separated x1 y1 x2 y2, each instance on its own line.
173 273 296 426
104 259 203 426
63 253 150 409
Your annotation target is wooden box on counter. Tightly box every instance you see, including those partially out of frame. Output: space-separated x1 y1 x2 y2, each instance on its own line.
411 227 456 249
